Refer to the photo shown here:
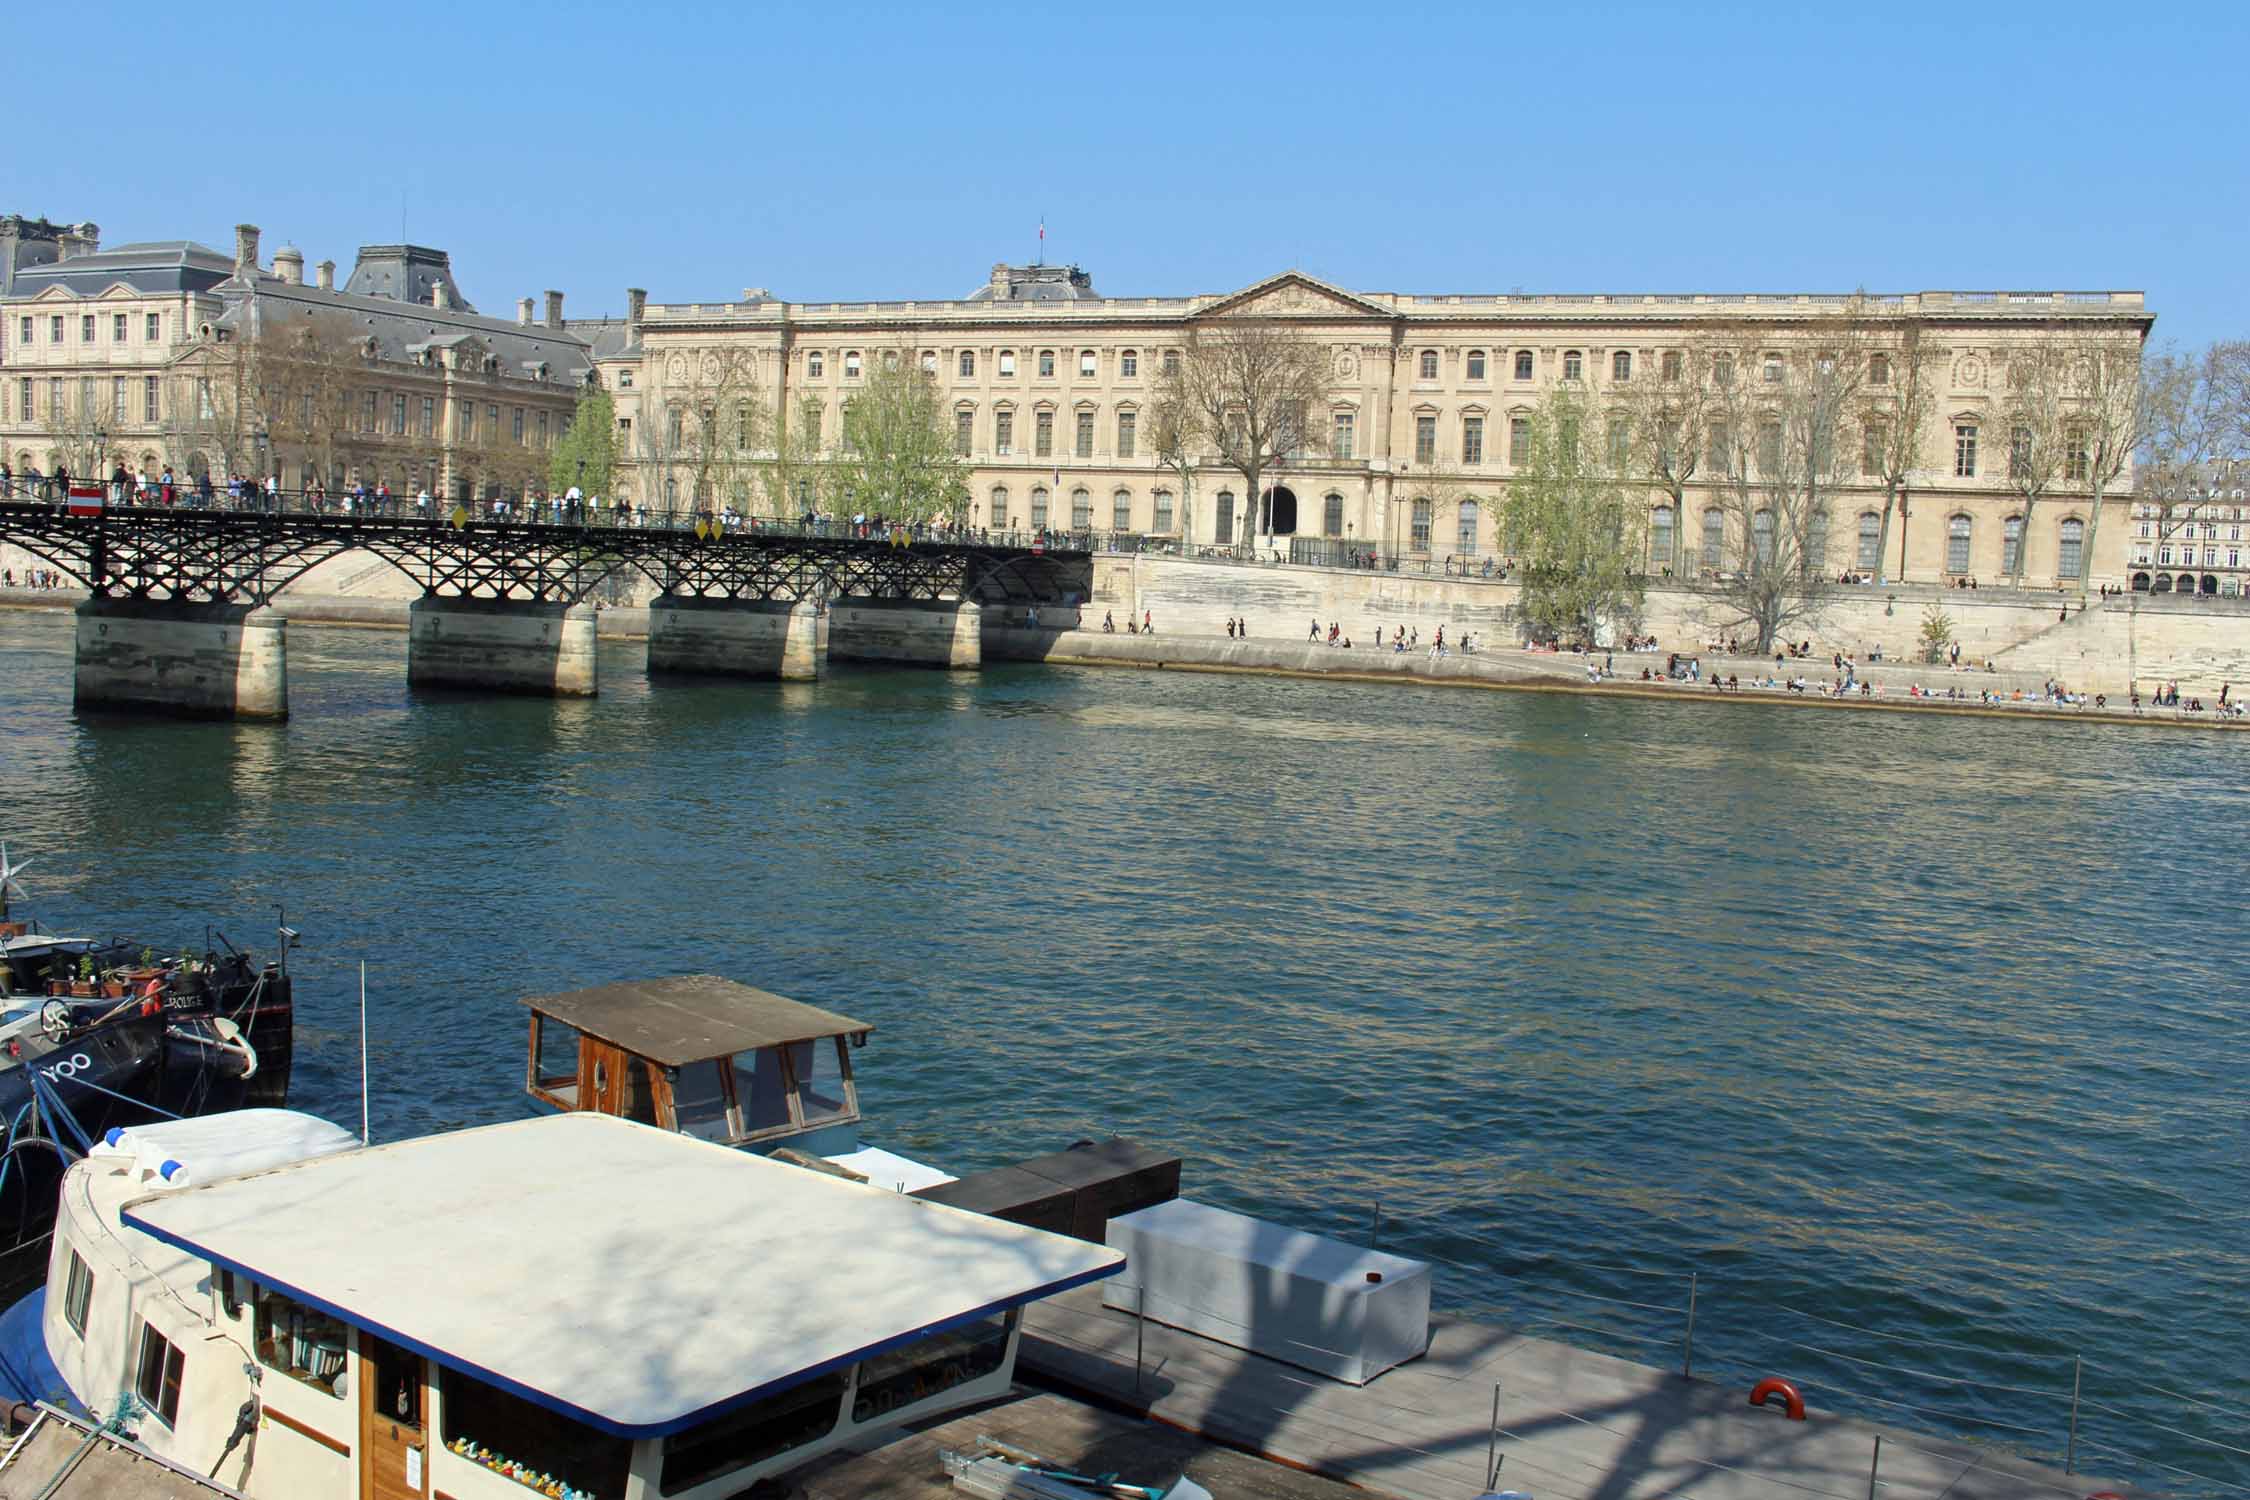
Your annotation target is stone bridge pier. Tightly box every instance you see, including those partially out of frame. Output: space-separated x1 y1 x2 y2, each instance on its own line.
407 598 598 697
646 596 826 680
827 597 982 669
72 597 290 720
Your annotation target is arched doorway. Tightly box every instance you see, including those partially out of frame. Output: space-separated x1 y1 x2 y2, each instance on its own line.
2201 574 2220 595
2152 574 2173 593
2131 572 2151 592
2177 574 2196 594
1260 485 1298 536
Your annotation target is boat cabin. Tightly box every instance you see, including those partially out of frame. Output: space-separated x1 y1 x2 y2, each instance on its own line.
523 976 871 1157
88 1111 1120 1500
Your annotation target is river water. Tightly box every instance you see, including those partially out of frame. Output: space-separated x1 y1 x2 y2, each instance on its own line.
0 607 2242 1491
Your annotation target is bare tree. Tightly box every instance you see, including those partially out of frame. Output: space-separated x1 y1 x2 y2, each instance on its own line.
1146 353 1205 547
1700 321 1868 651
250 311 363 491
41 375 110 481
1610 335 1718 577
2137 341 2250 585
2061 333 2154 596
1995 337 2074 585
1859 314 1942 583
648 346 766 515
1155 321 1330 553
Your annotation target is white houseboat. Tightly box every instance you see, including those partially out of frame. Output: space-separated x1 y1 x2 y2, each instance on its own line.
8 1105 1123 1499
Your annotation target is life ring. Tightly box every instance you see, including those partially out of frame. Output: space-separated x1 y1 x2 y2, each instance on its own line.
1748 1377 1805 1421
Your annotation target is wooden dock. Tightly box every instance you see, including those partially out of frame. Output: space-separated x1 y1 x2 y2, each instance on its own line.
1019 1285 2115 1500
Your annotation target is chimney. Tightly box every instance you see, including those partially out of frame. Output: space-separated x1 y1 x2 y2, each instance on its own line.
234 224 261 277
544 290 564 329
273 245 304 285
990 262 1010 295
432 281 450 311
57 221 99 260
627 287 647 325
518 297 535 326
316 259 335 290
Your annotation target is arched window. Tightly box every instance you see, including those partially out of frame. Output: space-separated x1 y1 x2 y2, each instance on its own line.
881 349 899 371
1457 500 1479 555
1419 350 1439 380
1466 350 1487 381
1661 350 1683 382
1323 492 1344 537
843 351 861 380
1038 350 1055 378
958 350 975 378
1514 350 1534 380
1947 514 1973 573
1870 353 1891 385
1120 349 1138 378
1214 490 1235 544
1856 511 1882 571
2002 514 2024 574
2057 517 2085 578
1701 509 1725 570
1112 489 1132 531
1153 489 1174 533
922 349 938 374
998 350 1016 377
990 486 1009 530
1030 486 1049 530
1410 497 1433 549
1761 353 1783 384
807 351 824 379
1562 351 1583 381
1071 487 1093 530
1752 508 1775 567
1612 350 1632 382
1651 504 1675 569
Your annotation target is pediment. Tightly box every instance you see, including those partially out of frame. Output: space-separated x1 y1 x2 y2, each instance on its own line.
1199 272 1389 321
95 282 141 300
29 285 81 302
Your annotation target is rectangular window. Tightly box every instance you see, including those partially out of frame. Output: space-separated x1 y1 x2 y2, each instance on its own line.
63 1250 94 1335
513 407 526 443
17 316 30 345
1113 491 1132 530
1462 416 1484 465
143 375 159 422
80 377 95 417
459 400 475 441
420 397 436 438
18 378 31 421
392 395 408 435
136 1324 185 1427
113 313 128 342
1332 412 1354 459
81 314 95 342
443 1368 632 1500
1079 350 1097 378
146 312 161 341
1035 411 1053 457
112 376 127 422
1954 424 1978 478
658 1369 848 1496
1509 417 1530 465
1862 420 1886 477
255 1289 349 1397
1116 410 1136 458
1075 411 1094 458
50 316 64 343
1153 490 1173 532
955 410 973 457
536 411 548 447
1414 416 1436 465
994 410 1013 454
1410 498 1432 549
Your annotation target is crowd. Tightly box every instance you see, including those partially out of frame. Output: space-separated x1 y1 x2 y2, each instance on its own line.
2 567 69 589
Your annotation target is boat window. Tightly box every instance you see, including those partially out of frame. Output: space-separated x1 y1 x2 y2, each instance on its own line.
135 1321 185 1428
671 1059 732 1141
658 1370 846 1495
529 1013 580 1108
255 1288 349 1399
62 1250 94 1336
366 1337 424 1429
850 1310 1013 1426
215 1266 246 1321
790 1039 853 1126
731 1048 793 1135
442 1366 631 1500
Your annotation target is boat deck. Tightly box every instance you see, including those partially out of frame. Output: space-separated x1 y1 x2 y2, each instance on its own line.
1019 1285 2116 1500
786 1390 1363 1499
0 1408 247 1499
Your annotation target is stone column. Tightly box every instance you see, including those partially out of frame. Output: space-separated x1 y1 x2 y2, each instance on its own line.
828 598 982 669
646 596 824 679
407 598 597 697
72 598 288 720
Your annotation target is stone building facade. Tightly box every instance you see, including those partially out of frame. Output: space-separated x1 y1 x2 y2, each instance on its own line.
606 263 2152 588
0 219 610 499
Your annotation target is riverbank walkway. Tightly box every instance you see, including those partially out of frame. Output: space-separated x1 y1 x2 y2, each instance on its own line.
1018 1286 2111 1500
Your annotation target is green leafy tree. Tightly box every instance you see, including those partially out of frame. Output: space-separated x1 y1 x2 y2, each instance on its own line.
1495 385 1645 644
831 347 969 523
549 388 620 499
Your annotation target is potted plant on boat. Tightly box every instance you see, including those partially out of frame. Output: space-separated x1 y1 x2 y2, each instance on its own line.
71 955 98 998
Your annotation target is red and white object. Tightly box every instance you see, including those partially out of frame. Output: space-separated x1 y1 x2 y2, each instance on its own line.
66 483 104 516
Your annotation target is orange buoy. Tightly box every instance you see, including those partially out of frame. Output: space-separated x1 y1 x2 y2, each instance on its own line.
1748 1377 1806 1421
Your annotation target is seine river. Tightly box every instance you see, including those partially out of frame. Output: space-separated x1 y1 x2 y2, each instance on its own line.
1 608 2242 1491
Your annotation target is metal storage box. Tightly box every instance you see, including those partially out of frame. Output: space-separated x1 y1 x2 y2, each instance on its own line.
1102 1198 1431 1384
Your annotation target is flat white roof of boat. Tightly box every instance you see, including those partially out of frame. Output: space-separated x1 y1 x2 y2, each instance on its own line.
122 1112 1122 1437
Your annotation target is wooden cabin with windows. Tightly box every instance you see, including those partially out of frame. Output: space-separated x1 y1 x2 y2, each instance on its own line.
524 976 871 1157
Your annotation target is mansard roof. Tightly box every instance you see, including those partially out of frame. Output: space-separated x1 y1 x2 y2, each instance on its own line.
7 241 234 299
216 278 594 385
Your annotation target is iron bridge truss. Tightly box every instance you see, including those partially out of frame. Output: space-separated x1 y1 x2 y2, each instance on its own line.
0 504 1092 610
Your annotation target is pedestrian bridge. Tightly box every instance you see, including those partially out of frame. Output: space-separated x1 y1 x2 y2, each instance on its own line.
0 493 1091 719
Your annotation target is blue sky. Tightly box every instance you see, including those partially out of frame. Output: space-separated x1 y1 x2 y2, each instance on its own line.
15 1 2244 347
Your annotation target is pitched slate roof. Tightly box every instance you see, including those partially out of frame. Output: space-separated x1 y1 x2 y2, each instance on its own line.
216 276 595 384
8 241 234 298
